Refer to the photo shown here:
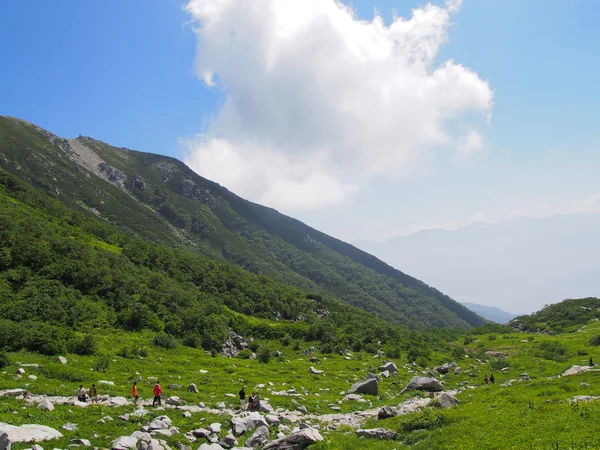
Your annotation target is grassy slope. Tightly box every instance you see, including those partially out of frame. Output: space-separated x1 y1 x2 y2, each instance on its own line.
0 116 484 329
2 320 600 449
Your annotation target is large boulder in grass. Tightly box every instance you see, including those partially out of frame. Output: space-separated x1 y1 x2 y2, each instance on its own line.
111 436 138 450
435 362 456 374
349 378 378 395
377 362 398 373
245 426 269 448
0 423 63 446
438 392 460 408
377 406 396 420
400 376 443 394
263 428 323 450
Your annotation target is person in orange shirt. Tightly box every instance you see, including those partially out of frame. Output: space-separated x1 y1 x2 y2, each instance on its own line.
152 381 162 406
132 381 139 403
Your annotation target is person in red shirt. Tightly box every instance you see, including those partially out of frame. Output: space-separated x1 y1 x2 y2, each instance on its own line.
132 381 139 403
153 381 162 406
484 375 489 384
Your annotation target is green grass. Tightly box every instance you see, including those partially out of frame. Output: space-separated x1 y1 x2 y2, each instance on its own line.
3 321 600 449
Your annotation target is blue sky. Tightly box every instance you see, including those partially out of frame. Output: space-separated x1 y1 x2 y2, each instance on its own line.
2 0 600 242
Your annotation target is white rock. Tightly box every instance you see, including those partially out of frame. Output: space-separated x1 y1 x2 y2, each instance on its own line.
207 423 221 434
98 380 115 386
58 356 67 365
0 423 63 443
38 398 54 412
110 435 138 450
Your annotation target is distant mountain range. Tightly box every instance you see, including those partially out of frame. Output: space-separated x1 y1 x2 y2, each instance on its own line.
0 116 485 329
356 214 600 313
461 302 517 324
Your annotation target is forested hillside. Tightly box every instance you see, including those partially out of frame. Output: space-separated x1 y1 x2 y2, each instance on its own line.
510 297 600 334
0 116 484 329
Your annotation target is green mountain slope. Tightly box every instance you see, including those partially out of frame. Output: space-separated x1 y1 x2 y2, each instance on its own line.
0 116 484 329
510 297 600 334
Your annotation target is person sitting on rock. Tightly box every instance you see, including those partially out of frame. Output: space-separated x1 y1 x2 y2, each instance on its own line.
248 391 261 411
77 384 88 402
90 383 98 403
153 381 163 406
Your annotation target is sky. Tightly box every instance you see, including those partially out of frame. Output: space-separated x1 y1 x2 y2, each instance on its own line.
2 0 600 244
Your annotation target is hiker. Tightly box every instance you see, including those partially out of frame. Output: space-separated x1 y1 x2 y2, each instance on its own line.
153 381 163 406
90 383 98 404
239 385 246 410
77 384 88 402
590 357 594 367
248 391 261 411
484 375 489 384
132 381 139 403
490 374 495 384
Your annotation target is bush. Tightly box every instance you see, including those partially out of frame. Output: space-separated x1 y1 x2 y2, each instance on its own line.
94 354 110 372
0 351 9 369
387 347 400 359
139 348 149 358
153 332 178 349
182 334 201 349
281 335 291 346
589 335 600 346
490 358 507 371
415 356 428 368
69 334 97 356
257 347 271 363
463 336 475 345
236 349 253 359
399 408 444 433
488 334 497 341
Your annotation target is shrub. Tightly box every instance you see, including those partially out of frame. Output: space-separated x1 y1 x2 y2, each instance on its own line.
399 408 444 433
69 334 97 356
488 334 497 341
236 349 253 359
182 334 201 349
387 347 400 359
153 332 178 349
463 336 475 345
451 346 465 359
490 358 507 371
281 335 291 346
0 350 9 369
94 354 110 372
415 356 428 368
589 335 600 346
576 348 589 356
139 348 149 358
257 347 271 363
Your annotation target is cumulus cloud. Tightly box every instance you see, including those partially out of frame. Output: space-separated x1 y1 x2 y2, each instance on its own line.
183 0 493 212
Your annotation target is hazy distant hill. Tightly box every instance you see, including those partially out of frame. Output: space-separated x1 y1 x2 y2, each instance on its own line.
357 215 600 313
0 116 485 329
461 302 517 324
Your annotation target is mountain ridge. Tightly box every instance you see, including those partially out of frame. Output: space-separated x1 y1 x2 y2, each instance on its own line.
0 116 485 328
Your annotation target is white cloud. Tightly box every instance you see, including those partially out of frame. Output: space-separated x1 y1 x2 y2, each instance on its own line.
183 0 493 212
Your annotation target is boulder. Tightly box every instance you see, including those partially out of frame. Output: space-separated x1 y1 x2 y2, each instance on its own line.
27 375 37 381
377 362 398 373
243 413 269 431
348 378 378 395
435 362 456 374
263 428 323 450
187 384 198 393
356 428 397 440
245 426 269 448
61 423 77 432
190 429 211 438
377 406 396 420
37 398 54 412
454 367 461 374
70 439 91 446
400 377 443 394
109 396 129 407
99 380 115 386
438 393 460 409
111 436 138 450
298 406 307 414
218 433 237 449
230 418 246 436
208 423 221 434
183 411 191 419
197 444 223 450
308 367 323 375
15 368 25 375
165 396 180 406
379 370 390 378
58 356 67 364
0 423 62 445
0 389 26 398
265 415 281 426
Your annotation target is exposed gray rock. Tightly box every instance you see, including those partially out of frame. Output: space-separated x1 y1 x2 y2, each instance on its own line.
230 418 246 436
349 378 378 395
379 370 390 378
208 423 221 434
356 428 397 440
187 384 198 393
111 436 138 450
265 415 281 426
438 393 460 408
218 433 237 449
400 376 443 394
221 331 249 358
377 406 396 420
377 362 398 373
298 406 307 414
37 398 54 411
308 367 323 375
197 444 223 450
263 428 323 449
165 396 180 406
61 423 77 432
190 429 211 439
245 426 269 448
109 396 128 407
0 423 63 445
435 362 456 374
183 411 191 419
70 439 91 446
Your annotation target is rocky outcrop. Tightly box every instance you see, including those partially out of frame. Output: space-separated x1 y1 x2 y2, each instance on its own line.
245 426 269 447
435 362 457 374
377 406 396 420
0 423 63 445
438 392 460 408
349 378 378 395
400 376 443 394
308 366 323 375
377 362 398 373
220 331 249 358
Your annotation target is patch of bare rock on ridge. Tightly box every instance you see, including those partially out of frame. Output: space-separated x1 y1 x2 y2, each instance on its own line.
67 138 128 189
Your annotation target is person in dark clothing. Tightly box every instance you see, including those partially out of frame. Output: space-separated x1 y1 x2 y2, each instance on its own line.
590 357 594 367
490 373 495 384
248 391 261 411
239 385 246 410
